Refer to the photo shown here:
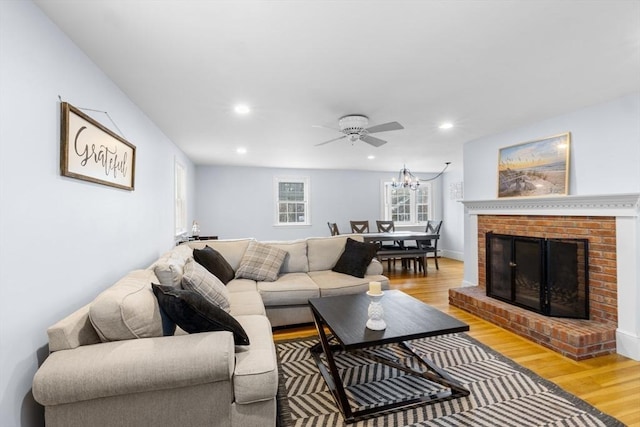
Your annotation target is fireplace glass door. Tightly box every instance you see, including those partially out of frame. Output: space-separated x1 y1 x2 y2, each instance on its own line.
513 238 544 312
486 232 589 319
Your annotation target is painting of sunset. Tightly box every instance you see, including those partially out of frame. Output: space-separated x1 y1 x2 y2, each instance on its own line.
498 132 570 198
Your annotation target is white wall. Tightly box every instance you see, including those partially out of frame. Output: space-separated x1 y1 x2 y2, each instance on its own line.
461 93 640 350
195 165 461 243
464 93 640 201
462 93 640 286
0 2 195 425
441 167 465 260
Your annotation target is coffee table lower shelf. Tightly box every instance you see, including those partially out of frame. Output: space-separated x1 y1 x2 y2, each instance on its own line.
309 335 470 423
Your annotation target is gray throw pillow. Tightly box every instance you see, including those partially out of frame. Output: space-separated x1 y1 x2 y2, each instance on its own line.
182 258 230 312
235 241 287 282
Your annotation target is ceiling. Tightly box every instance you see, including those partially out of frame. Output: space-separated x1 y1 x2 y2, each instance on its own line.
35 0 640 174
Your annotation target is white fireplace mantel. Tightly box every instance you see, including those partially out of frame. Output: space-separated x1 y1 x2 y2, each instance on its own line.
462 193 640 217
461 192 640 361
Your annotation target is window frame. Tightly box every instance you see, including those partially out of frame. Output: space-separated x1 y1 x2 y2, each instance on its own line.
174 160 187 236
381 180 433 225
274 176 311 227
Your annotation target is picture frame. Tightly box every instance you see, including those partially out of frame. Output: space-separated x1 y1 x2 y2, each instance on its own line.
497 132 570 198
60 102 136 191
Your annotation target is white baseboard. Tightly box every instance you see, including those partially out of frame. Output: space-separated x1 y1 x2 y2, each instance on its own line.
441 249 463 261
617 329 640 361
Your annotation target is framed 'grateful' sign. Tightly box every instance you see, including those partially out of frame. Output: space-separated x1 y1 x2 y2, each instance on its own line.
60 102 136 190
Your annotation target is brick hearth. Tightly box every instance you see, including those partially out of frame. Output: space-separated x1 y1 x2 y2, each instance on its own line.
450 287 617 360
450 214 618 360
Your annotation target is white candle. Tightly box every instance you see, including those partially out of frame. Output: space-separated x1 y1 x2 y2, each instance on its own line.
369 281 382 295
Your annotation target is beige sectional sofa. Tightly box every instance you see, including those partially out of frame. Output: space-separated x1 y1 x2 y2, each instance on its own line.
32 234 389 427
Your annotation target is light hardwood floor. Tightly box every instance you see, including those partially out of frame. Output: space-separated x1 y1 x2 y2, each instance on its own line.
272 258 640 426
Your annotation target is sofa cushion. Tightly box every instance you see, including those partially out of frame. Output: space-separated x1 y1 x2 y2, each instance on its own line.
257 273 319 306
308 270 390 297
226 278 258 293
151 284 250 345
228 291 266 317
187 238 253 271
193 245 235 284
233 315 278 404
306 235 364 272
89 269 162 342
262 240 309 273
182 258 231 312
235 241 287 282
332 237 378 278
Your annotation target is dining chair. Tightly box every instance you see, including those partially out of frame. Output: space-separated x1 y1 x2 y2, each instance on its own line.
375 220 400 270
418 220 443 270
327 222 340 236
376 220 404 249
350 220 370 234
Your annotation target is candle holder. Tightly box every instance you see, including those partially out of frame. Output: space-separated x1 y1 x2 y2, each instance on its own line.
365 291 386 330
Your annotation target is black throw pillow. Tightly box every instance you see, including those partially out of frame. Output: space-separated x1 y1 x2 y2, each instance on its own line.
193 246 235 285
332 237 378 278
151 283 250 345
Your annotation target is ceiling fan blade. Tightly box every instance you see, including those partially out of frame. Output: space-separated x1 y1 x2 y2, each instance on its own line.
315 135 346 146
312 124 340 131
361 134 387 147
365 121 404 134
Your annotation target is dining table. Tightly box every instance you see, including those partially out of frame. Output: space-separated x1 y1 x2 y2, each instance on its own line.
361 231 440 276
361 231 439 244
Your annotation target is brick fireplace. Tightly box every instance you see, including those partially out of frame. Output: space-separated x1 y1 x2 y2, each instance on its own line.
450 194 640 361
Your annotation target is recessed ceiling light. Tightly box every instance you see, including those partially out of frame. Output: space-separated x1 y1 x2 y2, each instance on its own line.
234 104 251 114
367 155 375 160
439 122 454 130
236 147 247 154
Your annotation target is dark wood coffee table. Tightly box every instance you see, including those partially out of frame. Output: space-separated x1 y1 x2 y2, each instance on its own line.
308 289 470 423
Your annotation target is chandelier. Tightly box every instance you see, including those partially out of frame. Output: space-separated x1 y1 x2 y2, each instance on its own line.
392 162 451 190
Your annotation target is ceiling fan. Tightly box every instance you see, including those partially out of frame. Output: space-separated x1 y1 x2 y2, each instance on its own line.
314 115 404 147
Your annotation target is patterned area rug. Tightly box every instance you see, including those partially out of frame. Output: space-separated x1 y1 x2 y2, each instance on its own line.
276 333 624 427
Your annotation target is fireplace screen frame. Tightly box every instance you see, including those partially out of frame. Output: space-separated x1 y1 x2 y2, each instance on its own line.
486 232 589 319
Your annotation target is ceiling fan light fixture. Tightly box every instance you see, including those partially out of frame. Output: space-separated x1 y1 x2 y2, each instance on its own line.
338 115 369 133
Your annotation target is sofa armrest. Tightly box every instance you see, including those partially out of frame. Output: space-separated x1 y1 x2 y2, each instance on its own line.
366 258 383 276
47 303 101 352
33 332 235 406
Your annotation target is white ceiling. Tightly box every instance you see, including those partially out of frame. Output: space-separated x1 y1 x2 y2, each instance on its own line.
35 0 640 174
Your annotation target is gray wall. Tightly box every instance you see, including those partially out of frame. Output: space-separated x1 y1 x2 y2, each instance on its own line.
195 166 462 247
0 2 195 425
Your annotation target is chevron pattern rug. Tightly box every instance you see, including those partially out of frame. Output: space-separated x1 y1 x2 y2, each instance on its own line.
276 333 623 427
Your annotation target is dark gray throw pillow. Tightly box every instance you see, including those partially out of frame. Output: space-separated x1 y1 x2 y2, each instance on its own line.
151 283 250 345
193 246 235 284
332 237 378 278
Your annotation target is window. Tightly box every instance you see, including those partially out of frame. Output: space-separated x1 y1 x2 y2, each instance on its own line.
175 161 187 235
275 176 310 226
382 182 432 224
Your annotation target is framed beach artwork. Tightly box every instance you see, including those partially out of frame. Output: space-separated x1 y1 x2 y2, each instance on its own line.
497 132 570 198
60 102 136 191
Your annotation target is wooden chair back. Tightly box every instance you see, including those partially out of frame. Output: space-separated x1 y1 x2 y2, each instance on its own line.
327 222 340 236
350 220 370 233
376 220 395 233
